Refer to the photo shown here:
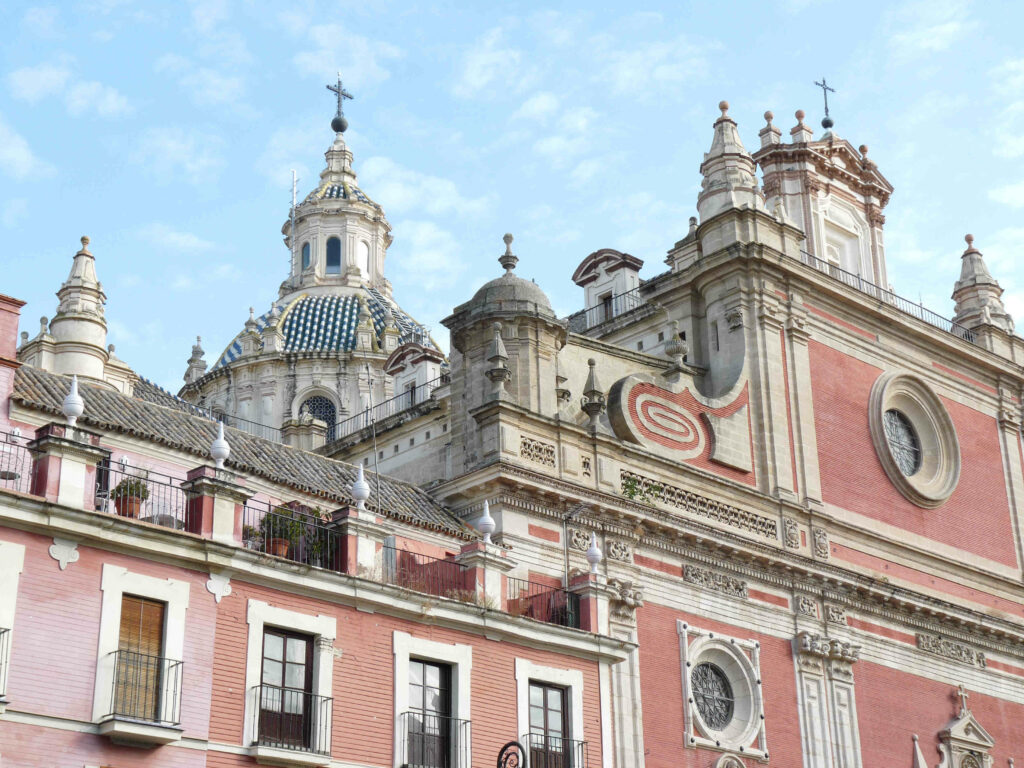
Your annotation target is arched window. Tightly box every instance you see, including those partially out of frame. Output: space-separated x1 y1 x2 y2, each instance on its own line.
326 237 341 274
301 242 311 270
356 240 370 277
300 395 337 441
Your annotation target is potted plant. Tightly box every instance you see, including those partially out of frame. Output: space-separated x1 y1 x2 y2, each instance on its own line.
260 507 302 557
242 524 262 550
111 477 149 518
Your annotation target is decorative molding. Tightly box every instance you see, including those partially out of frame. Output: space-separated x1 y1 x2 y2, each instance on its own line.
608 578 644 621
683 564 748 599
916 633 986 668
715 756 747 768
48 537 80 571
621 469 778 540
205 572 232 603
795 595 818 618
569 528 590 552
520 436 556 468
581 456 592 478
783 518 800 549
825 604 847 624
606 539 632 562
812 528 830 560
725 307 744 331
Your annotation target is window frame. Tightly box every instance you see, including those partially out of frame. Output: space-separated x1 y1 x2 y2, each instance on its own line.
325 236 342 274
514 659 584 754
392 631 472 768
93 564 190 725
301 242 311 270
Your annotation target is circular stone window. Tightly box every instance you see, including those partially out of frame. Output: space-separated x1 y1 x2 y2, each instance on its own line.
692 663 734 729
869 372 960 508
686 636 762 749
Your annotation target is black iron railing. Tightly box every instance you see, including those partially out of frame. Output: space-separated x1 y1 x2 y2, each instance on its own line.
210 412 281 443
399 711 471 768
381 544 468 599
253 684 332 755
566 288 645 333
507 578 580 629
333 374 449 443
0 431 38 496
0 627 9 696
523 733 588 768
108 649 182 725
96 462 192 530
797 250 976 343
241 500 346 572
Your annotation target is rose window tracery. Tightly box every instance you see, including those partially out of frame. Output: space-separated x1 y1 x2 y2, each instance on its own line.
883 408 921 476
692 662 734 730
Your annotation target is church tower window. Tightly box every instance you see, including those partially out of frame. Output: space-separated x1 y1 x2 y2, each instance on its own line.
300 396 337 441
326 237 342 274
301 242 311 270
356 241 370 277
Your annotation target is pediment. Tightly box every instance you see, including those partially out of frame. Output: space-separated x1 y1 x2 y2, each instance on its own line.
941 709 995 750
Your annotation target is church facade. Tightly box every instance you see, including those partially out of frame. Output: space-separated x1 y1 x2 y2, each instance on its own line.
0 93 1022 768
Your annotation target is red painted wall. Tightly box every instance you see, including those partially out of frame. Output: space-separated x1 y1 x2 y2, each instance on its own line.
809 340 1017 567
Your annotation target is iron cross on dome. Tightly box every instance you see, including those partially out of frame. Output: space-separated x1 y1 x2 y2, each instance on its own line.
815 77 836 128
327 73 353 118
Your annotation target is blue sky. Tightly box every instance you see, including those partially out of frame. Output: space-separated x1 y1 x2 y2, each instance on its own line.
2 0 1022 391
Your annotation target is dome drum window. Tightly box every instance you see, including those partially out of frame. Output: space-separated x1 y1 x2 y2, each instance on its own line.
678 622 766 760
869 372 960 508
299 395 337 441
326 237 342 275
301 242 311 270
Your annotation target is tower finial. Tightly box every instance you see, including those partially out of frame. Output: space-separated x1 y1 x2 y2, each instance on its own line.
327 73 354 133
499 233 518 274
814 77 836 129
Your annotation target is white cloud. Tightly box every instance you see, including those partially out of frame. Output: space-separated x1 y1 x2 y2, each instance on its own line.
390 220 465 292
533 107 599 165
190 0 229 34
290 23 402 87
513 91 559 122
601 36 714 98
7 63 70 102
67 80 132 116
257 122 322 186
453 27 521 99
884 0 975 60
155 54 245 107
8 61 131 117
22 6 59 36
2 199 28 228
987 180 1024 208
130 127 224 183
0 115 54 179
360 156 490 217
138 223 214 252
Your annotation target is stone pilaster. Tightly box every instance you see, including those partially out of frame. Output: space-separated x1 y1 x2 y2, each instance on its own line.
331 505 390 577
181 465 252 545
784 290 823 507
754 283 797 500
455 540 516 608
28 422 109 510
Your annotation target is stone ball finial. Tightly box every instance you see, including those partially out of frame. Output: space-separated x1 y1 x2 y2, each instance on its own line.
499 233 518 273
476 499 496 544
718 100 729 116
352 462 371 510
859 144 869 155
62 374 84 428
795 109 805 122
331 115 349 133
965 233 974 247
197 335 202 344
764 110 773 124
107 344 115 353
503 233 513 250
211 421 230 469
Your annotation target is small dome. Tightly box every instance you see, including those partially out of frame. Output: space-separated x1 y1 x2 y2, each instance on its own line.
303 180 380 209
469 272 554 315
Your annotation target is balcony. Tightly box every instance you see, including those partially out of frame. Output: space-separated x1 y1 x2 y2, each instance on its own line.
242 501 346 572
382 544 470 600
398 711 471 768
0 431 38 496
507 578 581 629
95 461 192 531
97 649 183 746
566 288 645 334
332 373 449 445
251 684 332 767
522 733 589 768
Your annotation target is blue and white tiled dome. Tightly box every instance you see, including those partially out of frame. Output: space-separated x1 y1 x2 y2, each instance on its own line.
213 289 436 369
303 180 380 209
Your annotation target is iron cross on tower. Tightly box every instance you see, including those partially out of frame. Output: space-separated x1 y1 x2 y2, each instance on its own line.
327 73 353 133
815 77 836 129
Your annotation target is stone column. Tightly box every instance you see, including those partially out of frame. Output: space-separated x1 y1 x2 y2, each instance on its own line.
608 579 646 768
754 285 797 500
181 465 252 545
28 423 109 509
568 572 614 635
330 505 390 576
785 291 823 507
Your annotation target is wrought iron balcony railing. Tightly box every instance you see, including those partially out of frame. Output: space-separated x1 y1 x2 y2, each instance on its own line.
398 711 471 768
382 544 469 600
566 288 645 334
95 462 193 530
522 732 589 768
253 684 332 756
506 578 581 629
0 431 39 497
241 500 346 572
108 649 182 726
333 373 449 444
